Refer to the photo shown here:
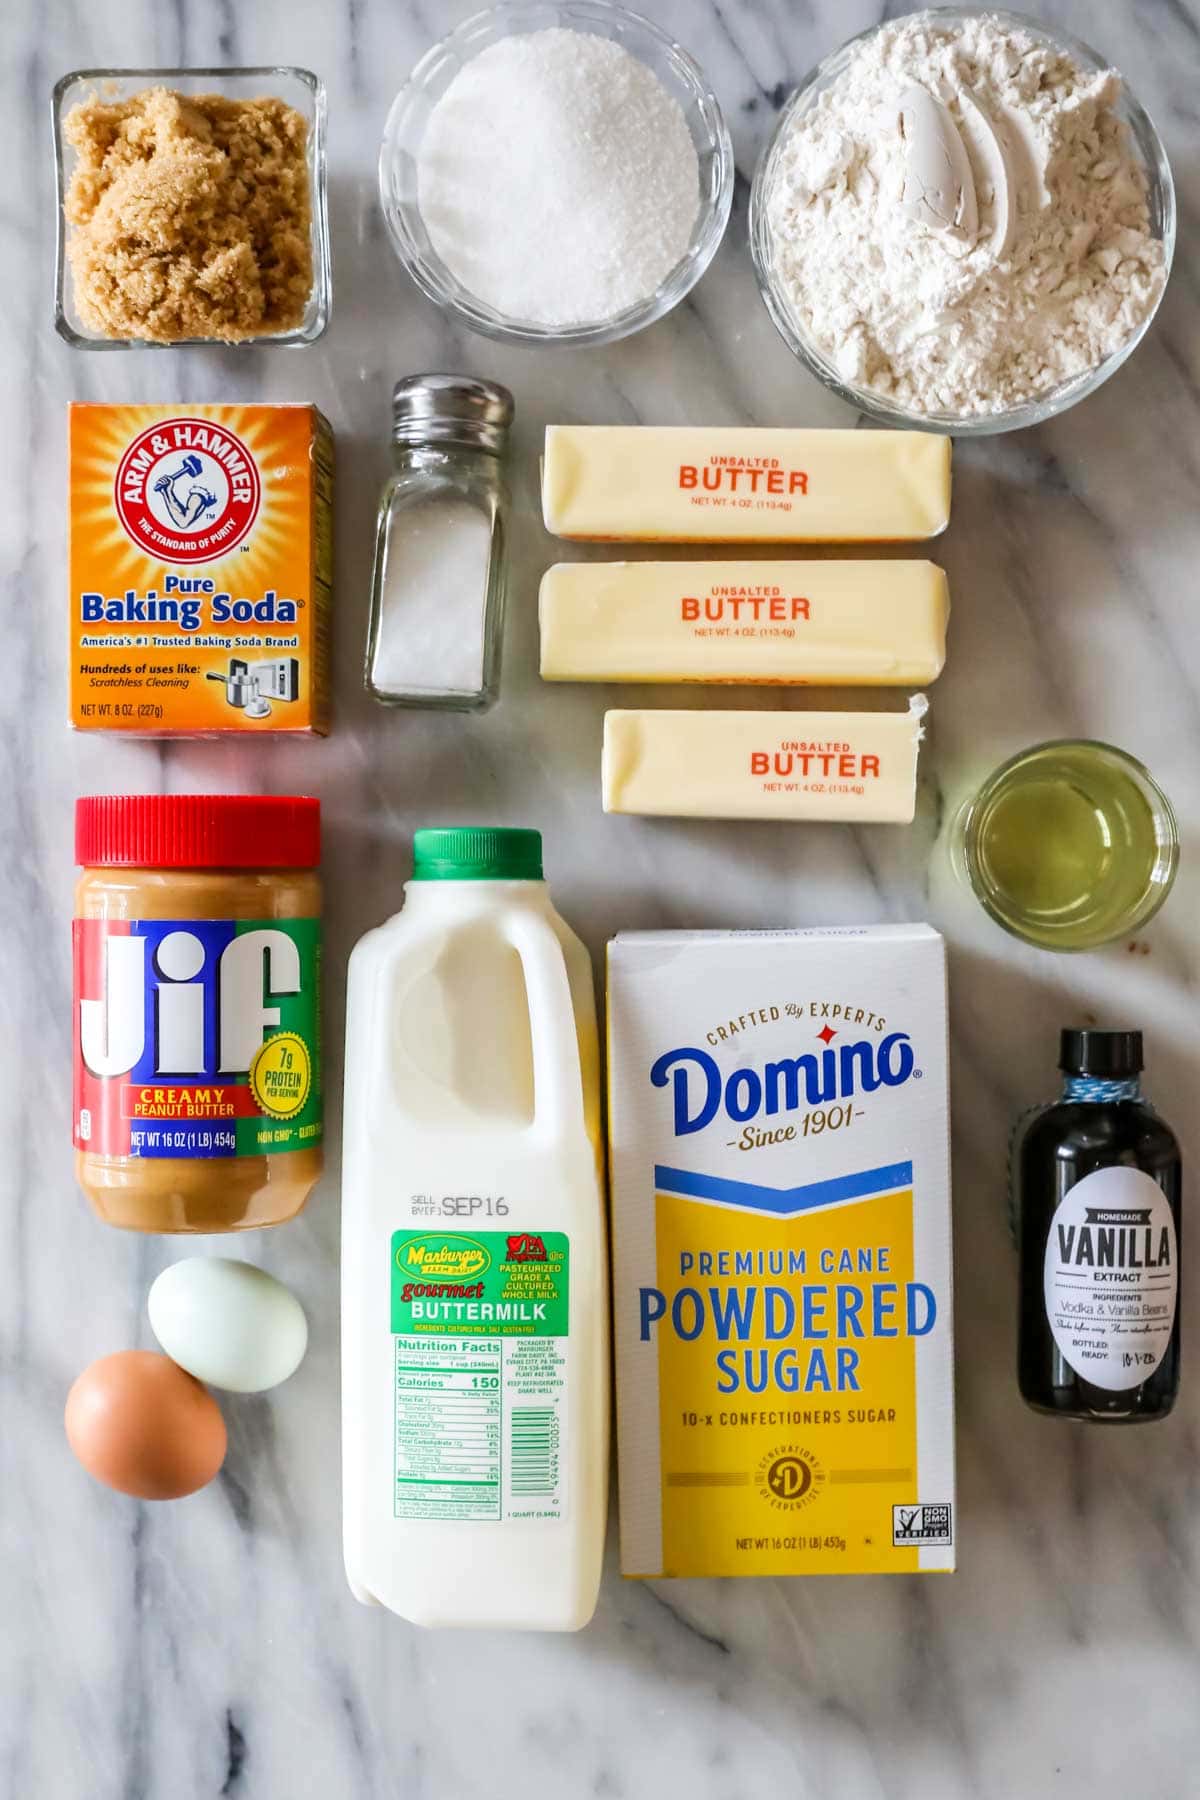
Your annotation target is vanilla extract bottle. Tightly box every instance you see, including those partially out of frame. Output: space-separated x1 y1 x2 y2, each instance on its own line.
1016 1030 1181 1422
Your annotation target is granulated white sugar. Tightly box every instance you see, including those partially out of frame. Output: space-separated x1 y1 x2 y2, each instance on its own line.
417 28 700 328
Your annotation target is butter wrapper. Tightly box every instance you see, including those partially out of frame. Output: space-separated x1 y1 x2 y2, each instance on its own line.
602 698 928 823
542 426 951 543
540 561 949 686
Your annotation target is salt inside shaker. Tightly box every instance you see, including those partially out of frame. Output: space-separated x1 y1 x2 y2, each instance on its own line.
366 374 513 711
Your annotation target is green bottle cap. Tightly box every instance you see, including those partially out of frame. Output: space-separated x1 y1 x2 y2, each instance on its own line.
411 827 543 882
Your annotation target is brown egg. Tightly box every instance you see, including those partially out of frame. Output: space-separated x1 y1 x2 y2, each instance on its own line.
65 1350 227 1500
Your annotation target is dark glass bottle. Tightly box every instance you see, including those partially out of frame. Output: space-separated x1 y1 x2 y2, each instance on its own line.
1016 1029 1180 1423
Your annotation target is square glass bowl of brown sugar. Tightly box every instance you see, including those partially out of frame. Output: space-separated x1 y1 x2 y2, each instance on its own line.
53 67 331 348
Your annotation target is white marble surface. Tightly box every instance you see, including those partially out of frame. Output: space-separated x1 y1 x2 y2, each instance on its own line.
4 1 1200 1795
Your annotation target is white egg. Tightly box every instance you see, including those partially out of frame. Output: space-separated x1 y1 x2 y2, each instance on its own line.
148 1258 308 1394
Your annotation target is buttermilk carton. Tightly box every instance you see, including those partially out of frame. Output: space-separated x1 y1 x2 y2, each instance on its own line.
608 926 954 1578
68 403 333 735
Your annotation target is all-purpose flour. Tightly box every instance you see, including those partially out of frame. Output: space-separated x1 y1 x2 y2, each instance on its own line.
418 30 699 328
764 14 1167 415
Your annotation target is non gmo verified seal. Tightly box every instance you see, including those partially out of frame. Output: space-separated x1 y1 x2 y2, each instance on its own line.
893 1503 953 1547
114 417 261 564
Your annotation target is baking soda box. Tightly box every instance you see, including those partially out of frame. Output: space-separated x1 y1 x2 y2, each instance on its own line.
608 926 955 1577
68 404 333 735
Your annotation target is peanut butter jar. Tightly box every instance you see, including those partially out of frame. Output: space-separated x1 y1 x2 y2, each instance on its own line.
73 795 323 1232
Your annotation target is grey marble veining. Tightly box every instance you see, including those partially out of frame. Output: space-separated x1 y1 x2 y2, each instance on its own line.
2 0 1199 1795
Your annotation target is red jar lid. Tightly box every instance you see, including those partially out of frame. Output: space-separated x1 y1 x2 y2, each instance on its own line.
75 795 321 870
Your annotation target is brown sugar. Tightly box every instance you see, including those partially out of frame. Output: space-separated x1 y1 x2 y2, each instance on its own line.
63 88 314 343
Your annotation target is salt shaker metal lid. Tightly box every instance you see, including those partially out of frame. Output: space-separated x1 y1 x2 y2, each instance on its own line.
392 374 515 453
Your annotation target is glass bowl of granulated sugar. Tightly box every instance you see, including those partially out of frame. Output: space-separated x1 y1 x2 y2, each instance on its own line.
380 2 733 346
750 8 1175 435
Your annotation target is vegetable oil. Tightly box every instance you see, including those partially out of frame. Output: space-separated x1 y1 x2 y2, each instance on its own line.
959 740 1178 950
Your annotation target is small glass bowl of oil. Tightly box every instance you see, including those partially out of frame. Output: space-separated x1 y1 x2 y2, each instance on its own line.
956 740 1179 952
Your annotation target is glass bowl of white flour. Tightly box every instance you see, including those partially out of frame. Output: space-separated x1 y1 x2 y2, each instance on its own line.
380 2 733 346
750 9 1175 434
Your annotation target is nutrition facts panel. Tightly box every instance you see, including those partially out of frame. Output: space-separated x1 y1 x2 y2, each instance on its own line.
393 1336 502 1521
389 1230 570 1524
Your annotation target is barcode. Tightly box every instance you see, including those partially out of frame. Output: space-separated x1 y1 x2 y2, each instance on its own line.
510 1407 558 1496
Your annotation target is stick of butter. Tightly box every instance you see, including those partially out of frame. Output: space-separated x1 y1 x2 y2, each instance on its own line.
602 699 927 822
542 427 951 542
540 561 949 685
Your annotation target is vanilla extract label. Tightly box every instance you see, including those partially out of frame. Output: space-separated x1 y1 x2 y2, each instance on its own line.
1044 1166 1177 1392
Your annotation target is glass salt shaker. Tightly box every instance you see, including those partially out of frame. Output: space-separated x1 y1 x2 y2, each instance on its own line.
365 374 513 711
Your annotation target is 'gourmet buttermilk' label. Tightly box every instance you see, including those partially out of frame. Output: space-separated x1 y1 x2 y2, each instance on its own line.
607 926 955 1577
390 1230 569 1523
